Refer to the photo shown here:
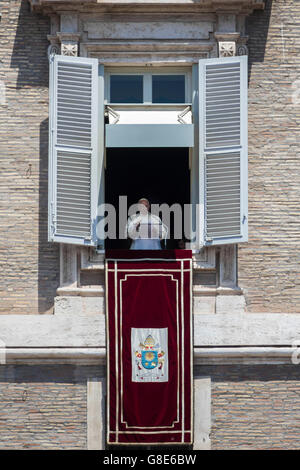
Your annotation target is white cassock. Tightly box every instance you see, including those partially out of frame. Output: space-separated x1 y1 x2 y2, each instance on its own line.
127 213 168 250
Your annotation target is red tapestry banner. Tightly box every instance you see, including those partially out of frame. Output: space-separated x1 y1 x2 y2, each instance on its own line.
106 250 193 445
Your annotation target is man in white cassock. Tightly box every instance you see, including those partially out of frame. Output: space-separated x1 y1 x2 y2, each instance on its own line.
127 198 168 250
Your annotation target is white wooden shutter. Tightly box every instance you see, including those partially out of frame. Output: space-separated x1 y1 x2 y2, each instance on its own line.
198 56 248 246
48 55 101 245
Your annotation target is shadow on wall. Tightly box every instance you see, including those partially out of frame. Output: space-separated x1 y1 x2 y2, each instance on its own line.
10 0 59 313
39 118 59 314
7 0 273 313
10 0 50 89
246 0 273 77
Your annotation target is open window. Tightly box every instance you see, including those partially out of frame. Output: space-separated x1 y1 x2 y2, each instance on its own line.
105 67 192 105
48 55 248 250
105 147 190 250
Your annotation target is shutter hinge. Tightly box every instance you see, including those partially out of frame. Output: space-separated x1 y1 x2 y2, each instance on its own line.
50 202 56 234
84 218 95 241
91 218 96 240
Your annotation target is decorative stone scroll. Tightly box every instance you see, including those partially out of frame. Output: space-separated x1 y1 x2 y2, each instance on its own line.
47 43 60 59
237 44 249 56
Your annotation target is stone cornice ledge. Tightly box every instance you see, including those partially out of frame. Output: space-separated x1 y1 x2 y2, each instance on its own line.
1 313 300 349
56 286 243 297
56 286 105 296
29 0 265 15
193 286 243 296
2 346 297 365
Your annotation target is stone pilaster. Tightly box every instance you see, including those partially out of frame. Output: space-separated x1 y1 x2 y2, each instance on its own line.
59 244 78 289
214 13 240 57
47 14 60 58
47 12 81 57
59 13 80 56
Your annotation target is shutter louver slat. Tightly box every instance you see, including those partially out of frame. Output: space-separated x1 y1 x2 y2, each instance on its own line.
205 62 241 149
56 62 93 148
56 151 91 238
206 152 241 239
198 56 248 246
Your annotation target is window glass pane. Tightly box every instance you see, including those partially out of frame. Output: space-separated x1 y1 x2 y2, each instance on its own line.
152 75 185 103
110 75 143 103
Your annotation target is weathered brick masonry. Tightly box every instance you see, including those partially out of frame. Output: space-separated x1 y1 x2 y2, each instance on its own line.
0 0 299 314
0 0 299 453
239 0 300 312
0 365 104 449
196 365 300 450
0 0 59 314
1 364 299 450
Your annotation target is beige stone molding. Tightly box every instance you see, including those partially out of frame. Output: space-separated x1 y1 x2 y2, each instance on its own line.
193 286 243 296
194 347 299 365
56 286 105 297
55 285 242 297
1 347 297 365
57 32 81 42
2 347 106 364
29 1 265 16
81 43 211 65
1 313 300 349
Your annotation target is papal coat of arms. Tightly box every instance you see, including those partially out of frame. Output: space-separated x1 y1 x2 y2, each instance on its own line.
131 328 168 383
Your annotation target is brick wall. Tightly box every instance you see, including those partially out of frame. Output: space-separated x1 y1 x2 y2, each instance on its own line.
2 364 300 450
197 364 300 450
239 0 300 312
1 0 299 315
0 0 59 314
0 365 104 449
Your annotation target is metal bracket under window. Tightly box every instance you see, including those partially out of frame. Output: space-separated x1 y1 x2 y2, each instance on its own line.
177 106 191 124
106 106 120 124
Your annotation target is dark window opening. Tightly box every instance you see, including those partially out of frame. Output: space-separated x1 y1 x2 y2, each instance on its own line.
152 75 185 103
110 75 143 103
105 147 190 249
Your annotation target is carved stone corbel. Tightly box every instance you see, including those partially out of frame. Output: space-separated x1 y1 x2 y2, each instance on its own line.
214 32 240 57
218 41 236 57
61 42 78 57
57 33 81 57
